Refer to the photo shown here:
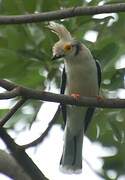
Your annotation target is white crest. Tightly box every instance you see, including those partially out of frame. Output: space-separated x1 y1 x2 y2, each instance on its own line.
47 21 73 41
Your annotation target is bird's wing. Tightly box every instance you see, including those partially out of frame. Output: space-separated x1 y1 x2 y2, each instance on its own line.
84 60 101 133
60 61 101 130
95 60 102 88
60 66 67 95
60 67 67 125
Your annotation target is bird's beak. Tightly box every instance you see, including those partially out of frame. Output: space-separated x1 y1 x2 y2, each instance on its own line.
51 54 64 60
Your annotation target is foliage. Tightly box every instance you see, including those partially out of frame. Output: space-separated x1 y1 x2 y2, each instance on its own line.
0 0 125 179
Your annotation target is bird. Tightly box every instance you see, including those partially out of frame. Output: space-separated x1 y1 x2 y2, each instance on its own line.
48 21 101 173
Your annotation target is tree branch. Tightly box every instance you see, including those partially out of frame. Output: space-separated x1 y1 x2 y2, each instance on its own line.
0 98 26 127
0 79 17 90
0 3 124 24
0 79 125 110
0 128 49 180
0 88 21 99
0 150 31 180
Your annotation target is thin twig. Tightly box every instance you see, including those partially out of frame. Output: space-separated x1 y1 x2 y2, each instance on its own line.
84 158 105 179
0 3 124 24
21 105 61 149
0 79 17 90
0 98 26 127
0 88 20 99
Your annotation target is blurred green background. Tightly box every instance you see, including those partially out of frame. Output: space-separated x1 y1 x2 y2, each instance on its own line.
0 0 125 179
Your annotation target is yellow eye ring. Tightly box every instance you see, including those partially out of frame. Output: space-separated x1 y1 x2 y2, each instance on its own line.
64 44 72 51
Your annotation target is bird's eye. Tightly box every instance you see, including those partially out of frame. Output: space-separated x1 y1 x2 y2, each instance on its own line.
64 44 72 51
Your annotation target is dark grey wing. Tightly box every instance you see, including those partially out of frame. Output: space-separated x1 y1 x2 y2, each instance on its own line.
60 66 67 94
84 108 95 133
60 66 67 125
95 60 101 88
84 60 101 133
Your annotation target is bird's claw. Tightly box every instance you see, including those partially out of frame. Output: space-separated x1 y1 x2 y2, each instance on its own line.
96 95 104 101
71 93 80 99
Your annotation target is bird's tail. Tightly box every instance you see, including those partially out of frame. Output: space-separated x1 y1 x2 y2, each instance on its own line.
60 125 84 174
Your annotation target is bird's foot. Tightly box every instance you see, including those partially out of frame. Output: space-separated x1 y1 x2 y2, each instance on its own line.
71 93 80 99
96 95 104 101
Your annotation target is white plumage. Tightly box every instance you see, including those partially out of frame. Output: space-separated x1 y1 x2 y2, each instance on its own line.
48 21 100 173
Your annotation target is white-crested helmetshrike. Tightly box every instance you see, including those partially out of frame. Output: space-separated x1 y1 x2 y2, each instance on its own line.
48 22 101 173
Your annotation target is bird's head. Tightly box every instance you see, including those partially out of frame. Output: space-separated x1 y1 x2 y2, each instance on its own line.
52 40 79 60
48 22 80 60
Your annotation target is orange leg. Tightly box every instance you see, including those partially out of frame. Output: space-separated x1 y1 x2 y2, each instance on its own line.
71 94 104 101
